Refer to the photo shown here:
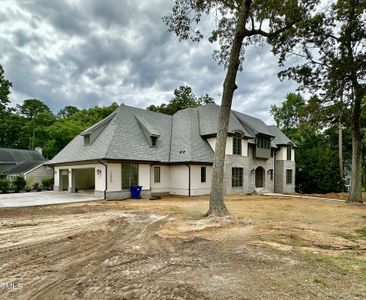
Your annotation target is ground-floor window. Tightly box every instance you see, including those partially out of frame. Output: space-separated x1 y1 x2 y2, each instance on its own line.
122 163 138 189
201 167 206 183
286 169 293 184
154 166 160 183
232 167 243 187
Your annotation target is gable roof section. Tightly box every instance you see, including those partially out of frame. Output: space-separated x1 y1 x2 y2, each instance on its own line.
233 111 273 137
170 109 214 163
0 148 45 162
198 104 252 138
105 105 172 162
268 125 296 147
7 160 47 174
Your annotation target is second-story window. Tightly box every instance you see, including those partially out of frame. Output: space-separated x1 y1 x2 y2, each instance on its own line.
287 145 292 160
233 133 242 155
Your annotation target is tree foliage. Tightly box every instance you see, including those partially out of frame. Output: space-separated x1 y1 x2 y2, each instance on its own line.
147 85 214 115
0 64 12 112
271 0 366 202
271 92 352 194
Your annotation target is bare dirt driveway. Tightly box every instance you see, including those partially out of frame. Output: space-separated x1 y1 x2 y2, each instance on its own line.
0 195 365 299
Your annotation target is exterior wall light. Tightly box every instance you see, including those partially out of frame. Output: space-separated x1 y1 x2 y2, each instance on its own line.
250 169 255 174
96 169 102 175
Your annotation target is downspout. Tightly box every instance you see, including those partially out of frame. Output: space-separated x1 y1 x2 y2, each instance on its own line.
273 151 276 193
99 161 108 200
186 165 191 197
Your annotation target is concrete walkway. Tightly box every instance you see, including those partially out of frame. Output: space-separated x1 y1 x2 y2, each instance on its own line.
263 192 344 202
0 191 103 208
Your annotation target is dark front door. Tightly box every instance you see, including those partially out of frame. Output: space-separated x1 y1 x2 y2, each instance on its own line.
255 167 264 188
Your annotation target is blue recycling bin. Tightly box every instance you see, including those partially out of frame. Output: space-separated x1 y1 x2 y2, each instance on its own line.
130 185 142 199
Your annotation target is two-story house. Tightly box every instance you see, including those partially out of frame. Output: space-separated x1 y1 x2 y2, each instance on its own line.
47 103 296 199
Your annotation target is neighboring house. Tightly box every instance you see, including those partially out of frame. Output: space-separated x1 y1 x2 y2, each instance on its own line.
0 147 52 184
47 103 296 199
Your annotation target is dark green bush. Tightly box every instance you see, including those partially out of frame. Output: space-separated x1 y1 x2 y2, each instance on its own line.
0 179 10 193
33 182 40 190
41 177 54 190
12 176 26 192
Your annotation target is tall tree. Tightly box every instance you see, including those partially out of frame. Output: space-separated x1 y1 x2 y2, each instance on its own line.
164 0 316 216
271 0 366 203
147 85 214 115
0 64 12 112
18 99 54 150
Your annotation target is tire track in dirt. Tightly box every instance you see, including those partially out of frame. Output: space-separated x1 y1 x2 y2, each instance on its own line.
24 213 169 300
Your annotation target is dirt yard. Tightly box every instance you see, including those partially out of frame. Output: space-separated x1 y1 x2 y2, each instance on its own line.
0 195 365 299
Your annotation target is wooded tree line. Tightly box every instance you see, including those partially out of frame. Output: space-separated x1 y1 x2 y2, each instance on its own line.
271 92 366 194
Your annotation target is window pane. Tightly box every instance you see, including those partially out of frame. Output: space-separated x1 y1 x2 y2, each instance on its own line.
130 163 138 186
201 167 206 183
287 145 292 160
233 134 242 155
122 163 139 189
232 167 243 187
121 163 130 189
154 167 160 183
286 169 293 184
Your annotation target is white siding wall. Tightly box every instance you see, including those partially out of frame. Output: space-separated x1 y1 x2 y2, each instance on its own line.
207 137 248 156
170 165 189 195
151 165 170 193
107 163 121 192
276 146 295 161
190 165 212 196
138 164 150 190
24 165 53 185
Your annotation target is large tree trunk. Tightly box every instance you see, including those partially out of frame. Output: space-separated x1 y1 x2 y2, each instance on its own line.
347 96 363 203
207 0 252 216
338 112 344 192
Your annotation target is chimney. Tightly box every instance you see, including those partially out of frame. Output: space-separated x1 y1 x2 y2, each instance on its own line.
35 147 43 156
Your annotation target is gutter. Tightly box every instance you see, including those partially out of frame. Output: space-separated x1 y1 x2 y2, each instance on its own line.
99 160 108 200
186 165 191 197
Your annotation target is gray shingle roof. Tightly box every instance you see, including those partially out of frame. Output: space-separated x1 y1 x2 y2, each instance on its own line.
7 161 47 174
268 125 296 146
233 111 273 136
170 109 214 163
0 148 45 162
47 103 293 165
198 104 252 138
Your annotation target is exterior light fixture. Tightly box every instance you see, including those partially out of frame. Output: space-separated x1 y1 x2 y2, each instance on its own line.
96 169 102 175
250 169 255 174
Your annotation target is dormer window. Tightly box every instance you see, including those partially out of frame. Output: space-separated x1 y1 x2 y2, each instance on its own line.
84 134 91 146
151 136 157 147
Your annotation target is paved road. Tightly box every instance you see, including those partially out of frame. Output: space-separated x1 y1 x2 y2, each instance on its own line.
0 191 103 208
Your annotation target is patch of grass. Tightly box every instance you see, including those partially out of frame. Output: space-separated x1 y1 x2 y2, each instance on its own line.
355 227 366 238
313 276 326 286
333 227 366 242
302 251 366 282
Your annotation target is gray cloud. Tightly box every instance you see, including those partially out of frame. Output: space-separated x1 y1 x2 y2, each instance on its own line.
0 0 297 124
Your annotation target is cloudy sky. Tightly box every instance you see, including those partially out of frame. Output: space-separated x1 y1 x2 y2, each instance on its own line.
0 0 298 124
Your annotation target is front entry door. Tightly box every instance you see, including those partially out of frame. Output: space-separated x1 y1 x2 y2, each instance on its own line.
255 167 264 188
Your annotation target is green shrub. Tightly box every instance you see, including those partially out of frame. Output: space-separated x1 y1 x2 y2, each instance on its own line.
12 176 26 192
0 179 10 193
41 177 54 190
25 184 31 192
33 182 40 190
